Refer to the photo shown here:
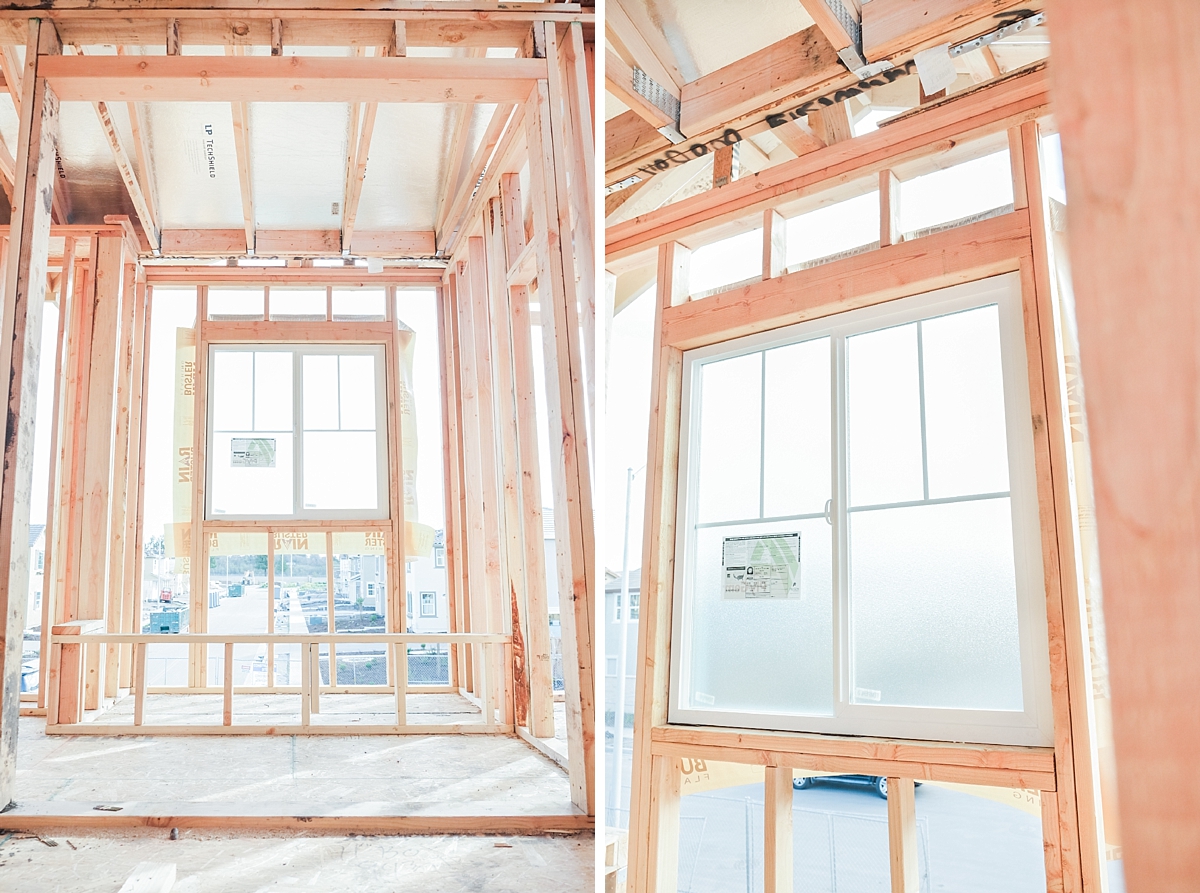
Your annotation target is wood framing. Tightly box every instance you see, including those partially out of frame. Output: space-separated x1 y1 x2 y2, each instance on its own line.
0 16 60 808
1049 2 1200 888
37 54 546 103
0 1 595 843
616 54 1102 887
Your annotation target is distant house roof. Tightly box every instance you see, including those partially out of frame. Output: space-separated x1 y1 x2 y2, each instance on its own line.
604 568 641 594
28 523 45 549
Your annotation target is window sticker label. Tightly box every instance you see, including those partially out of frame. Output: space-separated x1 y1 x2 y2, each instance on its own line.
722 532 801 599
231 437 276 468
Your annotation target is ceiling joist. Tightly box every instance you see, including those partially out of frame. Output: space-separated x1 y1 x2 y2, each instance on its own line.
36 54 545 103
0 8 591 50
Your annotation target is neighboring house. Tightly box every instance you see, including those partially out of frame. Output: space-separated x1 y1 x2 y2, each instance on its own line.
604 566 641 724
27 523 46 626
405 528 449 634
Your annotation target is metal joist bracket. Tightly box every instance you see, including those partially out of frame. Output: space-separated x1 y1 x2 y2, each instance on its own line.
631 66 685 144
949 11 1046 58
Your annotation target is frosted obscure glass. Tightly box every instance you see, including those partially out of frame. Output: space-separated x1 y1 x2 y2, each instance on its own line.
762 338 831 517
847 323 924 506
695 353 762 523
685 519 833 715
253 351 293 432
339 355 377 430
211 351 252 431
210 432 294 515
303 432 379 510
922 306 1010 498
303 355 339 430
849 499 1024 710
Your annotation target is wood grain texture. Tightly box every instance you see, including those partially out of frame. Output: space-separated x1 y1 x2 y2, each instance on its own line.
37 54 544 103
1049 2 1200 889
662 211 1029 349
626 242 688 893
887 778 918 892
607 63 1047 260
0 19 59 807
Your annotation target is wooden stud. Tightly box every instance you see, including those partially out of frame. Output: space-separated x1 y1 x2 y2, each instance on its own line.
444 274 474 693
0 19 62 804
270 18 283 56
880 168 901 248
133 641 146 726
222 641 233 726
466 236 509 718
393 641 407 726
1042 787 1065 893
1018 119 1101 890
526 59 597 817
762 208 787 280
103 256 138 699
485 198 528 730
120 273 151 690
389 20 407 58
266 528 275 686
626 242 689 893
435 283 464 691
1008 125 1029 212
310 642 320 715
887 777 919 893
500 173 555 739
35 239 75 704
300 640 311 726
188 286 208 689
325 531 336 687
53 242 95 629
764 766 793 893
165 18 180 56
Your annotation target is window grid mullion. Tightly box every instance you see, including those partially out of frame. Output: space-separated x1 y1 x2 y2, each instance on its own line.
758 350 767 520
833 331 849 716
917 319 930 501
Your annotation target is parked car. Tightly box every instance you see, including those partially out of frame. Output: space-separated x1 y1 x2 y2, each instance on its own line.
793 774 921 799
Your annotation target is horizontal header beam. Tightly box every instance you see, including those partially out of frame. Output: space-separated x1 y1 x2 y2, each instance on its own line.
606 63 1048 260
146 265 444 285
38 54 545 102
0 9 591 49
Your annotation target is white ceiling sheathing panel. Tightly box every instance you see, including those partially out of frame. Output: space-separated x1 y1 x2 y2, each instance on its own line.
622 0 813 82
354 103 451 231
148 102 244 230
251 102 349 229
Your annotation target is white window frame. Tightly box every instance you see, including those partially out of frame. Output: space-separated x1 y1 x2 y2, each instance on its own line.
669 273 1055 746
420 591 437 618
205 343 390 521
